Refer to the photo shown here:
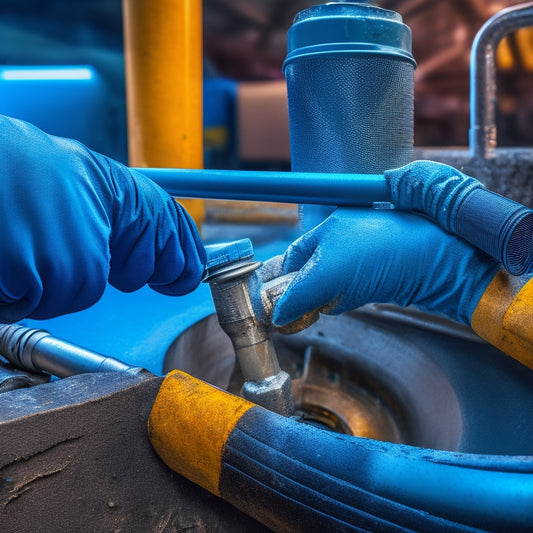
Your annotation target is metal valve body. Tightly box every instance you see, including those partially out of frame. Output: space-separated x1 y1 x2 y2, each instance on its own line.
203 240 294 416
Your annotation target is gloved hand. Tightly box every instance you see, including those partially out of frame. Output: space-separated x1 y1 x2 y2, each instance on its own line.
385 160 533 275
268 208 501 327
384 160 483 229
0 115 206 323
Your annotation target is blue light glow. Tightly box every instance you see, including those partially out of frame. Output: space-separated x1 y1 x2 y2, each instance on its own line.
0 67 94 81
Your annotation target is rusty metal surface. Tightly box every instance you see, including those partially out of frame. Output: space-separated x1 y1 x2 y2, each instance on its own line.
291 346 403 442
204 252 294 417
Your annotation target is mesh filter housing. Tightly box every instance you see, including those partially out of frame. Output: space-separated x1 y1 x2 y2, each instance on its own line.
285 55 414 173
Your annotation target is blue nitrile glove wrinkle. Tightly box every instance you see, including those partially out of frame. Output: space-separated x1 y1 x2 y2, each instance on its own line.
298 204 336 232
385 160 483 233
0 115 206 322
270 208 500 327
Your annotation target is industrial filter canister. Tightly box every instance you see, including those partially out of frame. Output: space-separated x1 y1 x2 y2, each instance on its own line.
283 2 416 174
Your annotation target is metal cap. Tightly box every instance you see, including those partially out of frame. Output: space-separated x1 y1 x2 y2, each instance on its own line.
204 238 254 271
283 2 415 70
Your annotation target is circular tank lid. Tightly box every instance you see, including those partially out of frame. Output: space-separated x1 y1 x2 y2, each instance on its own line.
283 2 416 69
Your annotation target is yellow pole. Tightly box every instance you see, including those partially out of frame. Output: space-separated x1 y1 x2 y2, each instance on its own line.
122 0 205 227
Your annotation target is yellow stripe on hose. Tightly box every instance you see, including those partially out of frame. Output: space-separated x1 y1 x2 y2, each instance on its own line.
472 270 533 369
147 369 255 495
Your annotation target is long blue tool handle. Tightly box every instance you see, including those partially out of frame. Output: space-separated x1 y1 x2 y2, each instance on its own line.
137 167 533 275
135 167 390 206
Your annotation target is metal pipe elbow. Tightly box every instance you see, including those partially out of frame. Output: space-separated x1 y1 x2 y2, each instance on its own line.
470 2 533 159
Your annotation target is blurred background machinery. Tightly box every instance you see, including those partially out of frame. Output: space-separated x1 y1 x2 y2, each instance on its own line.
1 0 533 166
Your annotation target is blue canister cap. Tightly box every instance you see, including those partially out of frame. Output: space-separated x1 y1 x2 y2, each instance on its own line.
204 238 254 270
283 2 416 71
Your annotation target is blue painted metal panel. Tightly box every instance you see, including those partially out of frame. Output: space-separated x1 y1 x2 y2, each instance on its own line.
0 65 111 155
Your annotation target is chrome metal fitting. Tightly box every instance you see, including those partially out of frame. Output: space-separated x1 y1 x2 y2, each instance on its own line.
204 239 294 416
0 323 144 378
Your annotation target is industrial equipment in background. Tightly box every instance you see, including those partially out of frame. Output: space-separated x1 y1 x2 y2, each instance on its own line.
2 0 533 163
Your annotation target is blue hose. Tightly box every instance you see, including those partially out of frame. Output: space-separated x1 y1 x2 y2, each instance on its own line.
150 371 533 532
222 407 533 532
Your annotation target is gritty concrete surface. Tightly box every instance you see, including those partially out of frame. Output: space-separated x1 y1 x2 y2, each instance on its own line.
0 372 269 533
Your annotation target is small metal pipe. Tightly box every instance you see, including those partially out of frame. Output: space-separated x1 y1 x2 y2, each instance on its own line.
136 167 390 206
469 2 533 159
0 324 144 378
203 255 294 417
205 261 281 382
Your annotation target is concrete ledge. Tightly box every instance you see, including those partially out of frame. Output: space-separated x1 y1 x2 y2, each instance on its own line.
0 372 267 532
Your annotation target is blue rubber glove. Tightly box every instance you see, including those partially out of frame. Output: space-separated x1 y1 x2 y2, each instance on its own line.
269 208 501 327
0 115 206 322
300 161 478 234
384 160 483 229
385 160 533 276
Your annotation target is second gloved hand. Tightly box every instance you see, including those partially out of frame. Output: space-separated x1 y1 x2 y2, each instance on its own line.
270 208 501 327
0 115 206 322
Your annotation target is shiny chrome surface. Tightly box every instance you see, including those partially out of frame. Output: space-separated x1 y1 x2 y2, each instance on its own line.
0 323 143 378
204 257 294 416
